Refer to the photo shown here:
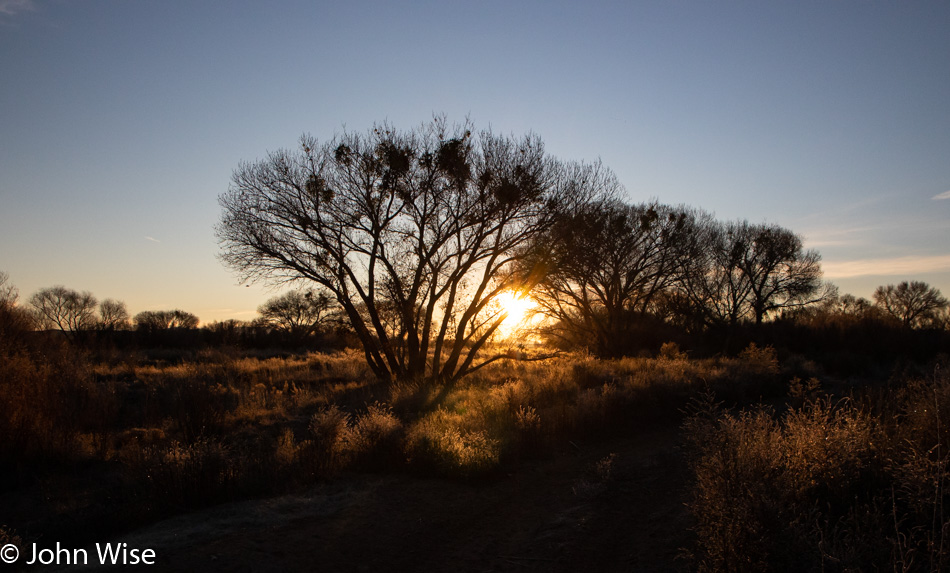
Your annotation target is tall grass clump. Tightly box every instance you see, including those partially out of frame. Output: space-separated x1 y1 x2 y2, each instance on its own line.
889 367 950 572
346 403 404 469
684 364 950 572
275 402 406 480
405 383 509 478
299 404 353 477
0 340 118 466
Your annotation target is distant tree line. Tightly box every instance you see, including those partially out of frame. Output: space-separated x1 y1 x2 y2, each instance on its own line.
0 272 349 353
0 264 945 366
523 201 833 356
524 197 948 358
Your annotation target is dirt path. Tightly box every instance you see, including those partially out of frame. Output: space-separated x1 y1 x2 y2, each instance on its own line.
66 429 691 572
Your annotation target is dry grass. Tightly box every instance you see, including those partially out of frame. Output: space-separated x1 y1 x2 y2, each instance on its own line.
398 345 784 477
0 340 790 488
9 330 938 570
683 364 950 572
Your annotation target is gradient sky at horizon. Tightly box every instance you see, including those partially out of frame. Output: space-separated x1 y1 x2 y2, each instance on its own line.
1 0 948 323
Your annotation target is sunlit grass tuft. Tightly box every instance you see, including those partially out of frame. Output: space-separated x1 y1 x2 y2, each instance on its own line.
682 364 950 571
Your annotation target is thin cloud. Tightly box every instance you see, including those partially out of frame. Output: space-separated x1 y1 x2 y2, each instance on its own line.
144 236 161 243
800 197 886 222
822 254 950 279
802 225 880 248
0 0 34 16
932 190 950 200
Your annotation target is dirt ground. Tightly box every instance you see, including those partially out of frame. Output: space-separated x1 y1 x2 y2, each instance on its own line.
54 428 691 573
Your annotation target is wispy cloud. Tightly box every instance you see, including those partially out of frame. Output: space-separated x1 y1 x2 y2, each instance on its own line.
144 236 161 243
802 225 880 248
0 0 34 16
932 190 950 200
823 254 950 279
800 197 886 222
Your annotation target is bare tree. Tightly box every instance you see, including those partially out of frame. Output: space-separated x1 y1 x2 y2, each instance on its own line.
217 118 609 384
98 299 130 331
873 281 948 329
733 222 824 324
683 221 824 326
133 309 200 331
0 271 18 307
836 293 873 317
29 286 98 341
678 217 752 328
0 272 33 350
528 200 694 355
258 289 333 342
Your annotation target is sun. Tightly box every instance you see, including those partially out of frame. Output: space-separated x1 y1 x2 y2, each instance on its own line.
496 290 537 337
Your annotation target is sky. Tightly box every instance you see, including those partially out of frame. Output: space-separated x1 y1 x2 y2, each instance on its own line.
1 0 948 323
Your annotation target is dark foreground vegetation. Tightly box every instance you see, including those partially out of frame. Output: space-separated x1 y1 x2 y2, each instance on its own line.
2 286 949 570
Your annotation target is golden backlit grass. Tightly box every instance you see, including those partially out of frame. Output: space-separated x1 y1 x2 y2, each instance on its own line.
0 338 810 551
683 365 950 571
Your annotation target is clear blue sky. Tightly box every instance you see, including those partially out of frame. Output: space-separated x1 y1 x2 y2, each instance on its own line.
2 0 948 323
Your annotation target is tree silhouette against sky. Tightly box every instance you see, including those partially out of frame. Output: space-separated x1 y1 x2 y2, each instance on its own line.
218 118 613 384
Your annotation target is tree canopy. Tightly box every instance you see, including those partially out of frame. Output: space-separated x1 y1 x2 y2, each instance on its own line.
680 220 825 327
133 309 200 331
29 286 98 341
218 118 615 383
527 200 699 355
257 289 333 342
873 281 948 329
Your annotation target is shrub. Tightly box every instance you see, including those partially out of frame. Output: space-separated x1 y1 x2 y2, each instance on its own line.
124 433 284 514
683 368 950 572
346 403 404 469
404 385 509 478
0 342 117 464
171 378 240 441
304 405 353 475
406 415 500 478
738 342 779 375
685 405 793 571
658 341 688 361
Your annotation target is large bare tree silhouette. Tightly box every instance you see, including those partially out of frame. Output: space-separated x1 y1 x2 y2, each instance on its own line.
218 118 612 384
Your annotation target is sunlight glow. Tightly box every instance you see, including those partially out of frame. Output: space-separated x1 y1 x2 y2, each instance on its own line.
496 290 537 338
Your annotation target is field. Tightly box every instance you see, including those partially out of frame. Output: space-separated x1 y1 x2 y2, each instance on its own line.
2 331 948 571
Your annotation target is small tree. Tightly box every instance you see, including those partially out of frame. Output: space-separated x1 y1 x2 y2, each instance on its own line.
528 200 695 356
732 222 824 325
217 118 610 384
683 221 825 326
258 289 333 343
98 298 130 331
29 286 98 341
678 215 751 328
0 271 17 307
0 273 33 352
836 293 874 317
133 309 200 331
873 281 948 329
